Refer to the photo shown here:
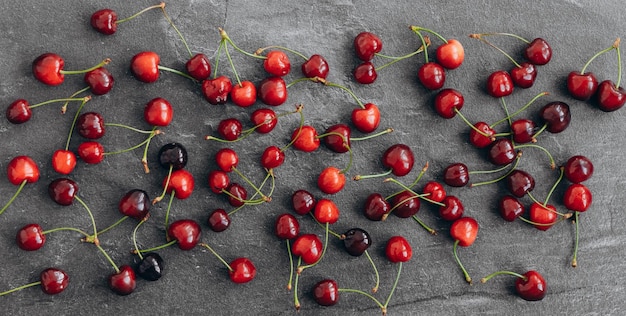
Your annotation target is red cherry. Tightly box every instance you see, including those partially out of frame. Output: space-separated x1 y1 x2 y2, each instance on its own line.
167 219 201 250
130 51 160 83
260 145 285 169
208 170 230 194
450 217 479 247
162 169 195 200
353 62 377 84
510 119 536 143
202 76 233 105
186 53 211 81
258 76 288 106
84 67 114 95
229 257 256 284
342 228 372 256
90 9 117 35
291 234 323 264
351 103 380 133
539 101 571 133
506 169 535 198
443 163 469 187
118 189 150 220
263 50 291 76
529 203 557 231
382 144 414 176
436 39 465 69
275 213 300 240
250 108 277 134
564 155 593 183
51 150 77 175
226 183 247 207
291 190 316 215
524 38 552 65
385 236 412 263
563 183 592 212
422 181 446 203
390 190 420 218
207 209 231 232
510 62 537 89
488 138 516 165
418 62 446 90
499 195 525 222
439 195 464 221
6 99 32 124
567 71 598 101
313 198 340 224
77 112 106 139
40 268 69 295
32 53 65 86
77 141 105 164
434 88 464 119
17 223 46 251
354 32 382 61
596 80 626 112
302 54 329 79
486 70 514 97
215 148 239 172
230 81 257 107
48 178 78 206
291 125 320 152
469 122 495 148
217 118 243 141
312 279 339 306
144 97 173 127
322 124 351 153
363 192 391 221
108 265 136 296
7 156 40 185
515 270 547 301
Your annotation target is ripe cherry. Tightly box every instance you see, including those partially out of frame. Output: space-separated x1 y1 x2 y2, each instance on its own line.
250 108 278 133
486 70 514 98
515 270 547 301
529 203 558 231
48 178 78 206
351 103 380 133
567 71 598 100
434 88 464 119
563 183 592 212
186 53 211 81
317 167 346 195
510 62 537 89
436 39 465 70
469 122 495 148
118 189 150 220
443 163 469 187
167 219 201 250
385 236 412 263
312 279 339 306
215 148 238 172
130 51 161 83
291 234 323 264
230 81 257 107
381 143 414 177
450 216 479 284
275 213 300 240
418 62 446 90
353 62 377 84
596 80 626 112
301 54 329 79
342 228 371 256
499 195 525 222
510 119 536 143
77 112 105 139
30 53 66 86
422 181 446 203
258 76 288 106
108 265 136 296
292 190 316 215
208 170 230 194
226 183 247 207
6 97 88 124
390 190 420 218
506 169 535 198
162 169 195 200
16 223 46 251
77 141 105 164
144 97 173 127
488 138 516 165
263 50 291 76
84 67 114 95
158 142 188 170
202 76 233 105
40 268 70 295
439 195 464 221
7 155 40 186
51 150 77 175
90 3 164 35
313 199 340 224
217 118 243 141
354 31 382 61
208 209 231 232
564 155 593 183
322 124 351 153
363 193 391 221
539 101 571 133
291 125 320 152
136 252 164 281
260 146 285 169
524 38 552 65
229 257 257 284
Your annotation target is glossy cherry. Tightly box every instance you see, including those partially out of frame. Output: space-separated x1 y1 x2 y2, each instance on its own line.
51 149 77 175
291 234 323 264
363 193 391 221
77 141 105 164
563 183 592 212
351 103 380 133
158 142 188 170
313 198 340 224
208 170 230 194
130 51 160 83
524 38 552 65
486 70 514 97
353 62 377 84
136 252 164 281
84 67 114 95
469 122 495 148
510 62 537 89
342 228 371 256
434 88 464 119
354 32 382 61
250 108 278 133
312 279 339 306
40 268 70 295
90 9 118 35
515 270 547 301
488 138 516 165
318 167 346 195
567 71 598 101
436 39 465 70
322 124 351 153
229 257 257 283
7 156 40 185
291 125 320 152
108 265 136 296
215 148 238 172
162 169 195 200
275 213 300 240
564 155 593 183
450 217 479 247
186 53 211 81
506 169 535 198
17 223 46 251
202 76 233 105
539 101 571 133
144 97 173 127
32 53 65 86
529 203 558 231
77 112 105 139
260 146 285 169
6 99 33 124
230 81 257 107
422 181 446 203
167 219 201 250
510 119 536 143
385 236 412 263
292 190 316 215
301 54 329 79
118 189 150 220
596 80 626 112
390 190 420 218
258 76 288 106
498 195 525 222
382 143 414 176
208 209 231 232
48 178 78 206
226 183 247 207
439 195 464 221
264 50 291 76
443 163 469 187
418 62 446 90
217 118 243 141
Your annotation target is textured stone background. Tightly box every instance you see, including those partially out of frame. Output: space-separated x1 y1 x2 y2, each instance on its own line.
0 1 624 315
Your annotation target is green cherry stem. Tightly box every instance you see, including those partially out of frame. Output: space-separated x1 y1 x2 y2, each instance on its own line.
0 281 43 296
231 167 271 202
412 215 437 235
142 126 159 173
116 2 165 25
285 240 295 290
96 244 120 274
93 216 130 238
572 211 580 268
350 128 394 141
480 270 526 283
293 257 302 311
375 36 429 71
410 25 448 44
287 77 367 109
514 143 555 169
199 243 233 271
255 45 307 61
579 38 618 75
297 223 330 273
491 92 549 128
614 38 622 88
219 28 263 60
453 108 493 138
212 40 226 79
227 169 275 216
385 162 429 201
42 226 91 237
453 240 472 284
364 250 380 293
132 218 148 260
163 192 176 239
412 28 430 63
470 151 522 187
74 196 99 245
157 64 197 82
133 239 177 254
159 4 193 58
383 177 445 207
27 96 89 115
60 58 111 75
152 164 174 205
0 180 26 216
469 33 521 68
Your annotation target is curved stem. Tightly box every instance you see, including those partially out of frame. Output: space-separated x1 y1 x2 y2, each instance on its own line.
232 167 270 202
338 288 384 309
470 152 521 187
454 108 491 138
223 39 242 86
491 92 549 128
0 281 41 296
279 105 305 152
364 250 380 293
163 192 176 239
383 261 403 309
0 180 27 216
286 240 294 290
480 270 525 283
157 65 197 81
60 58 111 75
132 218 148 260
375 37 429 71
219 28 263 60
572 211 580 268
95 216 129 237
104 132 158 156
255 45 307 60
579 39 618 74
142 126 158 173
514 143 555 169
134 239 177 254
74 196 98 243
212 41 225 79
615 38 622 88
322 80 365 108
410 25 448 43
350 128 394 141
29 96 88 110
199 243 233 271
411 215 437 235
412 29 430 63
293 257 302 311
105 123 157 134
353 168 393 181
116 2 165 24
469 33 521 67
160 5 193 58
453 240 472 284
95 244 119 273
385 162 428 200
65 97 90 150
42 226 91 237
383 177 445 207
473 32 529 44
298 223 329 272
153 165 174 204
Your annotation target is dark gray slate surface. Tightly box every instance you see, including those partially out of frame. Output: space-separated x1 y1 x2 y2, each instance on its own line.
0 1 624 315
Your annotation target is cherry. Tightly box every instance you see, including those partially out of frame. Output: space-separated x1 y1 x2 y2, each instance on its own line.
291 125 320 152
291 233 323 264
443 163 469 187
208 209 231 232
488 138 516 165
354 32 382 61
263 50 291 76
313 199 340 224
136 252 164 281
342 228 371 256
390 190 420 218
39 268 70 295
144 97 173 127
567 71 598 101
167 219 201 250
31 53 65 86
250 108 278 133
486 70 514 98
202 76 233 105
77 141 105 164
6 155 39 186
16 223 46 251
510 119 536 143
318 167 346 195
186 53 211 81
229 257 257 284
422 181 446 203
275 213 300 240
450 216 479 284
260 145 285 169
351 103 380 133
130 51 161 83
90 3 164 35
506 169 535 198
322 124 351 153
51 149 77 175
208 170 230 194
230 81 257 107
529 202 558 231
162 169 195 200
118 189 150 220
418 62 446 90
564 155 593 183
469 122 496 148
77 112 105 139
515 270 547 301
539 101 571 133
158 142 188 170
434 88 464 119
596 80 626 112
301 54 329 79
312 279 339 306
84 67 114 95
258 76 288 106
291 189 316 215
363 193 391 221
48 178 78 206
217 118 243 141
215 148 239 172
524 38 552 65
6 97 88 124
385 236 412 263
382 143 414 177
510 62 537 89
563 183 592 212
436 39 465 70
226 183 247 207
353 62 377 84
108 265 136 296
498 195 525 222
439 195 464 221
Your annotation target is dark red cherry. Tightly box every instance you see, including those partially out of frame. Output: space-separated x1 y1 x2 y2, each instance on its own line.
167 219 201 250
118 189 150 220
418 62 446 90
202 76 232 105
48 178 78 206
539 101 570 133
144 97 173 127
422 181 446 203
207 209 231 232
382 144 414 177
32 53 65 86
564 155 593 183
563 183 592 212
567 71 598 101
108 265 136 296
17 223 46 251
260 145 285 169
77 112 105 139
486 70 514 97
515 270 547 301
84 67 114 95
230 81 257 108
443 163 469 187
292 190 316 215
6 99 32 124
510 62 537 89
136 252 164 281
302 54 329 79
342 228 371 256
291 234 323 264
258 76 288 106
77 141 104 164
498 195 525 222
390 190 420 218
263 50 291 76
353 62 377 84
322 124 351 153
524 38 552 65
469 121 495 148
596 80 626 112
40 268 69 295
275 213 300 240
488 138 516 165
506 169 535 198
250 108 277 134
158 142 188 170
217 118 243 141
529 203 557 231
312 279 339 306
434 88 464 119
351 103 380 133
439 195 464 221
385 236 412 263
291 125 320 152
186 53 211 81
226 183 247 207
510 119 536 143
90 9 117 35
130 51 160 83
229 257 256 284
215 148 238 172
363 193 390 221
354 32 382 61
162 169 195 200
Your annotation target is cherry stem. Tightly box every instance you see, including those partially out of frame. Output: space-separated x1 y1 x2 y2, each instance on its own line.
350 128 394 141
383 177 446 207
231 167 271 202
453 240 472 284
410 25 448 44
94 216 129 237
469 33 521 68
287 77 366 109
279 105 305 152
454 108 493 139
0 281 42 296
219 28 264 60
199 243 233 272
412 28 430 63
116 2 165 25
412 215 437 235
157 65 197 82
60 58 111 75
362 250 381 293
471 32 530 44
311 213 342 239
0 180 27 216
105 123 157 134
104 130 160 156
614 38 622 88
572 211 580 268
491 92 549 128
293 257 302 311
385 162 428 200
500 97 513 128
353 168 393 181
159 4 193 58
315 131 353 174
212 41 225 79
338 262 402 314
480 270 526 283
61 87 91 114
532 123 548 140
29 97 88 112
42 226 90 237
227 170 274 215
134 239 177 254
297 223 329 272
518 215 569 226
95 244 119 273
255 45 307 61
142 126 159 173
153 165 174 204
132 218 148 260
337 288 384 311
579 38 618 74
75 195 100 245
470 152 522 187
375 37 429 71
285 240 294 291
163 192 176 240
383 261 403 312
514 143 555 169
64 97 90 149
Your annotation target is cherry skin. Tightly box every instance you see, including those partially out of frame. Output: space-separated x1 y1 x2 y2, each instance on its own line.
353 62 377 84
6 99 33 124
351 103 380 133
313 279 339 306
434 88 464 119
439 195 464 221
229 257 257 284
486 70 514 98
563 183 592 212
596 80 626 112
118 189 150 220
84 67 114 95
443 163 469 187
301 54 329 79
202 76 233 105
167 219 201 250
263 50 291 76
291 125 320 152
515 270 547 301
499 195 525 222
260 145 285 169
291 190 316 215
564 155 593 183
48 178 78 206
16 223 46 251
436 39 465 70
91 9 117 35
291 233 323 264
382 143 415 177
108 265 136 296
186 53 211 81
207 209 231 232
40 268 69 295
208 170 230 194
363 193 391 221
217 118 243 141
322 124 351 153
275 213 300 240
313 198 340 224
342 228 371 256
567 71 598 101
510 119 536 143
258 76 288 106
130 51 160 83
524 38 552 65
136 252 164 281
144 97 173 127
162 169 195 200
215 148 239 172
250 108 277 134
77 141 105 164
385 236 412 263
506 169 535 198
77 112 105 139
488 138 516 166
539 101 571 133
230 81 257 107
7 156 40 185
32 53 65 86
390 190 420 218
418 62 446 90
158 142 188 170
51 149 77 175
450 217 479 247
226 183 247 207
510 62 537 89
422 181 446 203
354 31 382 61
469 122 495 149
529 203 557 231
